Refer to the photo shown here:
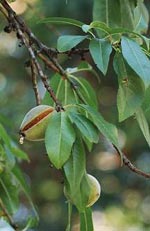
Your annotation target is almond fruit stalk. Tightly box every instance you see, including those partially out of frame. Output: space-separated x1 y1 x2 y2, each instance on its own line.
19 105 54 143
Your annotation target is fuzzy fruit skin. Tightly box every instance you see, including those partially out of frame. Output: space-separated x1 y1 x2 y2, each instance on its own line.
86 174 101 207
19 105 54 141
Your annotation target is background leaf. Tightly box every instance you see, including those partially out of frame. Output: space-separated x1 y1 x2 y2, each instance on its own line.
37 17 84 27
135 107 150 147
12 166 39 221
57 35 87 52
121 36 150 87
113 53 145 121
141 86 150 113
93 0 135 29
0 172 19 214
133 0 149 33
89 38 112 75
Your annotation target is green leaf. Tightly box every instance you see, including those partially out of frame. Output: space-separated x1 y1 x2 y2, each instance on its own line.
141 86 150 113
135 108 150 147
93 0 135 31
89 21 110 35
57 35 87 52
119 0 135 30
80 207 94 231
10 146 29 161
37 17 84 28
121 36 150 87
11 166 39 221
42 73 78 106
133 1 149 33
0 123 29 161
78 104 119 148
0 123 11 148
89 38 112 75
22 217 39 231
66 61 93 74
93 0 121 28
45 111 76 169
69 76 98 109
0 172 19 214
68 112 99 144
63 136 85 191
64 173 91 212
113 53 145 121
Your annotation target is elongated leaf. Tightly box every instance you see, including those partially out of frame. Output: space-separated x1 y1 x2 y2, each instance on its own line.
133 1 149 33
93 0 121 28
135 108 150 147
141 86 150 112
63 136 85 191
80 208 94 231
66 61 93 74
78 104 119 148
113 53 145 121
93 0 135 30
70 75 98 109
0 123 29 161
0 123 11 148
68 112 99 144
57 35 87 52
11 166 39 221
89 21 110 34
45 111 76 169
42 73 78 106
121 36 150 87
10 147 29 161
37 17 84 28
64 173 91 212
89 38 112 75
120 0 135 29
0 172 19 214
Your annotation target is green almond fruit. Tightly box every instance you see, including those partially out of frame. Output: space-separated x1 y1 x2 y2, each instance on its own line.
19 105 55 143
86 174 101 207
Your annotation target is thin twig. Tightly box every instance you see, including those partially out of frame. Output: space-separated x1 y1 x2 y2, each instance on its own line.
114 145 150 179
0 0 150 180
30 60 41 105
0 0 88 107
0 199 19 230
0 0 63 110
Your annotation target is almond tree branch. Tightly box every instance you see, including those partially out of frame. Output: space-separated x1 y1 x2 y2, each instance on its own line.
0 0 87 107
113 145 150 179
1 1 149 179
0 0 63 111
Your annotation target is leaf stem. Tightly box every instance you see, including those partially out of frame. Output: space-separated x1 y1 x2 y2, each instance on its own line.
66 201 72 231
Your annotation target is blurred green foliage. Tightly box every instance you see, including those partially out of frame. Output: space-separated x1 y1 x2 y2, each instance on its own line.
0 0 150 230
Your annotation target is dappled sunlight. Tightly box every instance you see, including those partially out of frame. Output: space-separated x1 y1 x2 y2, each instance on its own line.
10 0 37 15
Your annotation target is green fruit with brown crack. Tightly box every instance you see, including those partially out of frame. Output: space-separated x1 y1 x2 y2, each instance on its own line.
86 174 101 207
19 105 54 143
